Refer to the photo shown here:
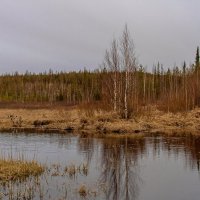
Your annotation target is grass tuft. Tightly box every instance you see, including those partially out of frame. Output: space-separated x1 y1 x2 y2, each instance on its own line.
78 184 87 197
0 158 44 183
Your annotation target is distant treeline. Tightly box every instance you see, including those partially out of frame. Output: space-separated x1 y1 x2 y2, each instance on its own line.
0 57 199 114
0 70 103 104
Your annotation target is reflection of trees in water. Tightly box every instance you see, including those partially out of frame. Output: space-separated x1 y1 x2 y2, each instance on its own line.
160 136 200 172
17 133 200 175
54 134 73 148
3 133 200 199
77 136 96 164
76 134 200 199
99 137 146 200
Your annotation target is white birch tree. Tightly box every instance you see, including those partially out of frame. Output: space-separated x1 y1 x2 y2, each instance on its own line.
105 39 120 112
120 25 137 119
103 25 137 119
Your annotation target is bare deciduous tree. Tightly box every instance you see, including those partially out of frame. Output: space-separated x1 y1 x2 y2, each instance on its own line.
103 25 137 119
120 25 137 119
104 39 120 112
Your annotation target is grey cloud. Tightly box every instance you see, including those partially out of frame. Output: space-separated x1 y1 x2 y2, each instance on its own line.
0 0 200 73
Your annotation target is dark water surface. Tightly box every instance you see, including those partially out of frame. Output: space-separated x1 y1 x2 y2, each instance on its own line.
0 133 200 200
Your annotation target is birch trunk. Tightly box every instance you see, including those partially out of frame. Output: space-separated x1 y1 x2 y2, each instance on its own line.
124 70 128 119
114 71 117 112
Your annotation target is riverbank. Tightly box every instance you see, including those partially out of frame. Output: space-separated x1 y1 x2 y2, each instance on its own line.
0 107 200 136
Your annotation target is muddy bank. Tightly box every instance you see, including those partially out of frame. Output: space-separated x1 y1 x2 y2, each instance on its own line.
0 107 200 136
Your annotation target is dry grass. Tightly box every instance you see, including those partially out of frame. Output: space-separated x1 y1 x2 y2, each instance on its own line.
65 163 89 177
0 108 79 130
65 164 76 177
78 184 87 197
102 133 145 139
1 106 200 136
0 158 44 183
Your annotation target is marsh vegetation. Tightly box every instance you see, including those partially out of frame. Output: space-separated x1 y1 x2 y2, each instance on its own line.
0 158 44 183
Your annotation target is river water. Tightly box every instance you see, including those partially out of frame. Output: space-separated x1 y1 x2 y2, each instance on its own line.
0 133 200 200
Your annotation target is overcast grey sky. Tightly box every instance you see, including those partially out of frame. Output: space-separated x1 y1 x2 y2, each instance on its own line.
0 0 200 73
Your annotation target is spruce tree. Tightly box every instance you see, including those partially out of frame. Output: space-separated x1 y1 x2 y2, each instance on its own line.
195 46 199 71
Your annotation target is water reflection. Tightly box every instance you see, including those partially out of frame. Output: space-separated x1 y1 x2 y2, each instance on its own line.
161 136 200 172
78 136 96 164
0 133 200 200
99 137 145 200
77 135 200 200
